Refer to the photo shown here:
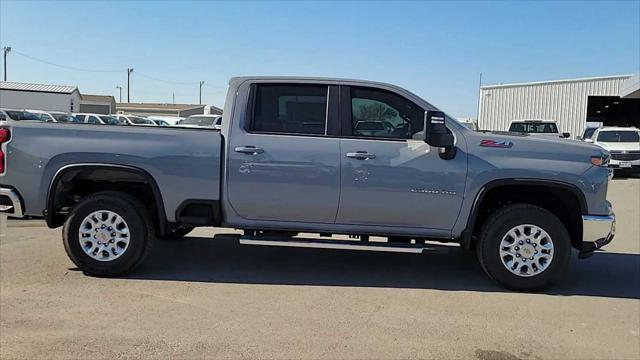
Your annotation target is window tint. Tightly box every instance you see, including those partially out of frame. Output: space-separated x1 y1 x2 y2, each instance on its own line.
350 87 423 139
597 130 640 142
583 127 597 139
87 116 101 124
252 84 327 135
75 115 86 122
0 112 6 120
509 122 558 134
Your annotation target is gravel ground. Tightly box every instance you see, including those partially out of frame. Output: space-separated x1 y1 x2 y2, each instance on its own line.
1 178 639 359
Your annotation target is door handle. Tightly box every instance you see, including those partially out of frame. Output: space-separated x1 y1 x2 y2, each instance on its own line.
234 146 264 155
346 151 376 160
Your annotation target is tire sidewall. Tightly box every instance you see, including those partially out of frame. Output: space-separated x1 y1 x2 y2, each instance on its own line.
480 206 571 291
63 194 148 276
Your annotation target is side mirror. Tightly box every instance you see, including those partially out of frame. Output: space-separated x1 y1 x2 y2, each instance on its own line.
562 132 570 138
585 138 594 143
424 110 454 148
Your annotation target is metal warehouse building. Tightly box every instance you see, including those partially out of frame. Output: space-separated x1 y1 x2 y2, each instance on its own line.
478 74 640 138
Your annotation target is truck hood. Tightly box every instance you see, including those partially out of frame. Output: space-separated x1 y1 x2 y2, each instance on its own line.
466 130 606 161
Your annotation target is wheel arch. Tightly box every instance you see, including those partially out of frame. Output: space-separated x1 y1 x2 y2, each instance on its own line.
45 163 168 235
461 178 587 250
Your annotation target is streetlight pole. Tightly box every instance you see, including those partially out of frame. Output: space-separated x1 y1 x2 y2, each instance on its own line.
116 86 122 103
2 47 11 81
127 68 134 102
199 81 205 105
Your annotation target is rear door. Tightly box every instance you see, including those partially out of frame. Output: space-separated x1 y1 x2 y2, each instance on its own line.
336 86 467 230
226 83 342 223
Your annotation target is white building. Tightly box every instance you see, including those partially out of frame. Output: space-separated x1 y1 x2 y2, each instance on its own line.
0 81 81 113
478 74 640 138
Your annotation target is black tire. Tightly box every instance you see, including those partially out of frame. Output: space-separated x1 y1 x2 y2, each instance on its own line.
62 191 153 277
476 204 571 291
157 226 195 240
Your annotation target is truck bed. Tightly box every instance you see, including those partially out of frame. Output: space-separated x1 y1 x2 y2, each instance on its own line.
0 121 222 221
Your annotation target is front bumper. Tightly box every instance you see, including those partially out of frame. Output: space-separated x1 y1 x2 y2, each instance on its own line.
0 187 23 218
579 209 615 258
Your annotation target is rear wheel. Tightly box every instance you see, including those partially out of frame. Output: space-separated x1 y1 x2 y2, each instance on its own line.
62 191 153 277
476 204 571 291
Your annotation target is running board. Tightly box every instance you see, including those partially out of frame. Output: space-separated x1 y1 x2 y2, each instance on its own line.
239 236 425 253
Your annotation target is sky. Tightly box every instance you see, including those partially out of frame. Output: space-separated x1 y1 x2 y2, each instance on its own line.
1 0 638 117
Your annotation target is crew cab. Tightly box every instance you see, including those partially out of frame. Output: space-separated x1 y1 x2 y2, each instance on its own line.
0 76 616 291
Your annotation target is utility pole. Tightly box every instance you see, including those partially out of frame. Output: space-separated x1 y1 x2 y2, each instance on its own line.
2 47 11 81
127 68 134 102
199 81 205 105
116 86 122 103
172 92 175 104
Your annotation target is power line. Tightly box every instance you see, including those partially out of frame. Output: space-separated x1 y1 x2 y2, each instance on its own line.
12 49 125 73
135 72 197 85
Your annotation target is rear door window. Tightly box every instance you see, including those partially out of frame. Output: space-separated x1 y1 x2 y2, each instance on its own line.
251 84 328 136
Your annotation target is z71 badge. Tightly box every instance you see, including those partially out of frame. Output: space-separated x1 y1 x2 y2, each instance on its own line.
480 139 513 148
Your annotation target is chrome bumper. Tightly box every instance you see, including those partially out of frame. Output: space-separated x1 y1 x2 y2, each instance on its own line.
0 188 23 218
579 211 615 258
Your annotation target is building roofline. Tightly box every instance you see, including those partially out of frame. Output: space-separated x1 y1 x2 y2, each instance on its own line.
481 74 634 90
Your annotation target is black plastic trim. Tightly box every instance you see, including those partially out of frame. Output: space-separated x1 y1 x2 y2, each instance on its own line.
175 199 221 226
460 178 588 249
45 164 168 234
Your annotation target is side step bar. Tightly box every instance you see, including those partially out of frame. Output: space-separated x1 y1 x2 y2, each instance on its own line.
239 236 425 253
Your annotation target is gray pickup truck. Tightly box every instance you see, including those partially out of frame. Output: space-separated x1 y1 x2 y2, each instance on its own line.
0 76 616 290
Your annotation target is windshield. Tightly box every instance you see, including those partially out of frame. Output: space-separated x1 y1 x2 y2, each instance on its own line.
130 116 154 125
154 120 170 126
597 130 640 143
181 116 216 126
509 122 558 134
99 115 123 125
583 127 598 139
52 113 78 122
6 110 42 121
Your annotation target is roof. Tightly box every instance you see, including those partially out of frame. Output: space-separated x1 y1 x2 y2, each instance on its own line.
0 81 78 94
81 94 115 102
481 74 633 90
116 102 204 111
510 119 557 123
597 126 639 131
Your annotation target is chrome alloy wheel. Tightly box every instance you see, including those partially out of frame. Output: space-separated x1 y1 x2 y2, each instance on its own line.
78 210 130 262
499 224 554 277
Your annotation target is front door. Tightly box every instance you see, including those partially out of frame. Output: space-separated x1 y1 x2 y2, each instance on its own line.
336 86 467 230
227 83 341 223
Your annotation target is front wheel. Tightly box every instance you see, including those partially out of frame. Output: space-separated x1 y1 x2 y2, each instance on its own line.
62 191 153 277
476 204 571 291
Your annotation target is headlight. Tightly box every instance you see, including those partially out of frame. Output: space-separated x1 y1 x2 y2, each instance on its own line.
591 153 610 167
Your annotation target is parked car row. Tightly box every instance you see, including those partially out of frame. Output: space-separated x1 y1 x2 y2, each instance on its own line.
0 108 223 129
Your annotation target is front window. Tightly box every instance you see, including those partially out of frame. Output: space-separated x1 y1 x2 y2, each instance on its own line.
181 116 217 126
52 113 77 122
250 84 327 135
99 115 123 125
509 122 558 134
597 130 640 143
350 87 424 139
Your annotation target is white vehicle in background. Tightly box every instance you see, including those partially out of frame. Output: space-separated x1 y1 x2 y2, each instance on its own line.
457 118 478 131
178 114 222 129
146 116 183 126
115 114 157 126
508 119 570 139
0 108 43 122
27 110 79 123
592 127 640 173
73 113 123 125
